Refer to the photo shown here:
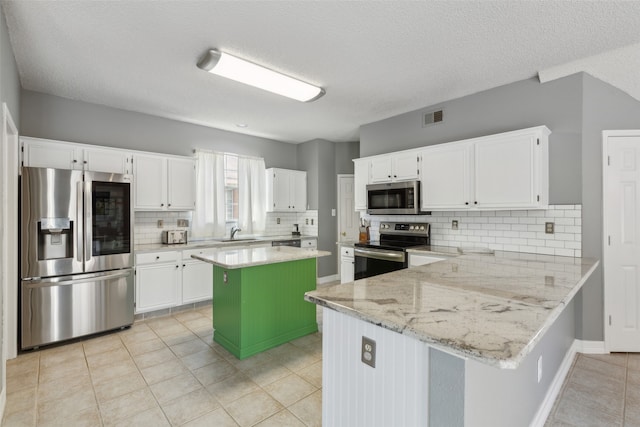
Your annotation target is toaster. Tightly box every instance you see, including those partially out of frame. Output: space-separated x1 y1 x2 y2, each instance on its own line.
162 230 188 245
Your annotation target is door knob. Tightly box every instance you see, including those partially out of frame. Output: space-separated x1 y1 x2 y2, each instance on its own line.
341 232 346 236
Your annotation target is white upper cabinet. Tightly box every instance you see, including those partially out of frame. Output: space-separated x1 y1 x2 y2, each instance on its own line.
353 158 370 211
370 152 420 183
420 126 550 210
83 147 131 174
167 157 196 210
21 137 131 174
134 154 195 211
420 142 473 210
266 168 307 212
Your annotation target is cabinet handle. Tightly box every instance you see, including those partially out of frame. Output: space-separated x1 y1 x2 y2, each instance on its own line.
175 265 179 269
388 175 391 178
465 202 469 205
160 203 164 207
168 203 171 207
474 201 478 205
394 175 397 178
182 264 186 267
156 256 160 260
84 160 87 164
73 160 78 163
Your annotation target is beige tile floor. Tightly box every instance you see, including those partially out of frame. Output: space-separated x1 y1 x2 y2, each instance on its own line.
3 305 323 427
546 352 640 426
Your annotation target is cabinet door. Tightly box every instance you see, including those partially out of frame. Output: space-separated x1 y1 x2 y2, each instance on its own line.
474 133 537 208
272 169 291 211
182 260 213 303
22 138 81 170
135 263 179 313
370 157 393 183
290 171 307 212
84 147 131 174
134 154 167 210
393 152 420 181
353 159 369 210
421 143 473 210
167 158 196 210
341 256 354 284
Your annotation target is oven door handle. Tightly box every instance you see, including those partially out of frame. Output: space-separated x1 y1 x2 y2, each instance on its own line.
354 248 405 262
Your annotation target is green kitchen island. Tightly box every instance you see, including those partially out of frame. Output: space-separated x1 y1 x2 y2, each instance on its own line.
192 245 330 359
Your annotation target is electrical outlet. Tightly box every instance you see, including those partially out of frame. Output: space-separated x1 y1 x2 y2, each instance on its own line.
277 217 280 224
537 355 543 383
545 222 554 234
311 219 314 225
305 218 309 225
177 219 189 227
452 220 459 230
361 336 376 368
157 219 164 228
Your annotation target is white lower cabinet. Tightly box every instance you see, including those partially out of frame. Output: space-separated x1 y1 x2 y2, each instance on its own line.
340 246 354 284
181 260 213 304
301 237 317 249
135 251 181 313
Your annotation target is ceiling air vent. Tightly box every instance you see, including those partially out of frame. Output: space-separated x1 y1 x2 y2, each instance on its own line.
423 109 443 127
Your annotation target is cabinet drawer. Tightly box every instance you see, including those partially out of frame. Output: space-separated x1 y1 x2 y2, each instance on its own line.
301 238 317 249
136 251 179 265
182 247 218 259
341 246 354 257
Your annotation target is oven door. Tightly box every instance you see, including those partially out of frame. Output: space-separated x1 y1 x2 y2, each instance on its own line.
354 247 407 280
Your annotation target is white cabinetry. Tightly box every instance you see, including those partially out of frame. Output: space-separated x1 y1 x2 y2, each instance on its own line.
135 251 181 313
370 152 420 183
134 154 196 211
266 168 307 212
353 159 369 211
420 126 550 211
301 237 317 249
340 246 354 284
21 137 131 174
181 248 214 304
420 142 473 210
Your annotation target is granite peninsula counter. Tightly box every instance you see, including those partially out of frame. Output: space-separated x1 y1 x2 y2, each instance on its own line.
193 246 330 359
305 250 598 426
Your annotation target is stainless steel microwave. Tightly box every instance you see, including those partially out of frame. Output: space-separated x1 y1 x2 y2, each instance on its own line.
366 181 421 215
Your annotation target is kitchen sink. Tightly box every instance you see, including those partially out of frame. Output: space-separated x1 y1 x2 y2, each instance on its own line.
218 238 260 243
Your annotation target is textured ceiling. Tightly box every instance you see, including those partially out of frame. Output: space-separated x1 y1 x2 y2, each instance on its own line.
3 1 640 144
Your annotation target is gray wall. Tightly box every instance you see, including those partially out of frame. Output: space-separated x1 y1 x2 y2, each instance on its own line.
360 75 584 204
335 140 359 174
20 90 298 169
576 74 640 340
1 4 20 125
298 139 338 277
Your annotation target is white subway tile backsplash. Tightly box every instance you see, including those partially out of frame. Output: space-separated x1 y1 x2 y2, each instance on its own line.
362 204 583 258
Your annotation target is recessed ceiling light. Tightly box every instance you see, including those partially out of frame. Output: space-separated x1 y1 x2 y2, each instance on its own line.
197 49 325 103
236 123 248 128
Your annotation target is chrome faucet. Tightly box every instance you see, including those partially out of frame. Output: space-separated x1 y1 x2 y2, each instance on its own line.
230 226 242 240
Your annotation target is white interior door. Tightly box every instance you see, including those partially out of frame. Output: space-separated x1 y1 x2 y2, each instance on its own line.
337 175 360 242
604 131 640 351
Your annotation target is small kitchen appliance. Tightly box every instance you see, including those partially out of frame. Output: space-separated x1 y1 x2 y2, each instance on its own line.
292 224 300 236
162 230 188 244
366 181 422 215
354 222 430 279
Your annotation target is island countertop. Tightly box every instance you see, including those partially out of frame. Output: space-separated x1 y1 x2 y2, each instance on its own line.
305 250 598 369
191 245 331 269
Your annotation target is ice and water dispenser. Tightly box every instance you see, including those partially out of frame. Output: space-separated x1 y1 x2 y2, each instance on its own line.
37 218 74 260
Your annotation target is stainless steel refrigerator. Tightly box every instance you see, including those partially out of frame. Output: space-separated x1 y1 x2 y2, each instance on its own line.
20 167 134 349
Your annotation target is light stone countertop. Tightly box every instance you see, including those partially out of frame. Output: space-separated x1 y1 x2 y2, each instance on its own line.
191 246 331 269
135 234 318 253
305 250 598 369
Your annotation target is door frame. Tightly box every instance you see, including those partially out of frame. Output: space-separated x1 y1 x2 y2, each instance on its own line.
1 103 18 420
337 174 356 273
602 129 640 351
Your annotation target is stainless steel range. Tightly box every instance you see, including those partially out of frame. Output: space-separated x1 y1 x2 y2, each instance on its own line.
354 222 430 280
20 167 134 349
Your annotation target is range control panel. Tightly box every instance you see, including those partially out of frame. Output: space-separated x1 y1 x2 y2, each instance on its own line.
379 222 430 236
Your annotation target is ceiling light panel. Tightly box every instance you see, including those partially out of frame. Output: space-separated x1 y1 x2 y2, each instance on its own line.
198 49 325 102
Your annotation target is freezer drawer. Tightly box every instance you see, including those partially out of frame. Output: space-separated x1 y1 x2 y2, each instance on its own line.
21 269 134 349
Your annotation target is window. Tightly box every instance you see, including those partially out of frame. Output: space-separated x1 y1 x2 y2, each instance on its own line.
224 154 239 222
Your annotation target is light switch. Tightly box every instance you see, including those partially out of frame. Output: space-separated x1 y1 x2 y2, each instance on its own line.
331 209 336 217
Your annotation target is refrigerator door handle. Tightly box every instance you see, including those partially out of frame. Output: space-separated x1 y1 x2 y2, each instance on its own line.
84 179 93 264
76 180 84 264
24 270 131 288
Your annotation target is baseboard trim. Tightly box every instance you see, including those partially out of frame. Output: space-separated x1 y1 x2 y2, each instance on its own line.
575 340 606 354
530 340 579 427
317 274 339 285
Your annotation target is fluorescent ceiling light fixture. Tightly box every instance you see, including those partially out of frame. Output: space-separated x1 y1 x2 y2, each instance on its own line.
197 49 325 102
